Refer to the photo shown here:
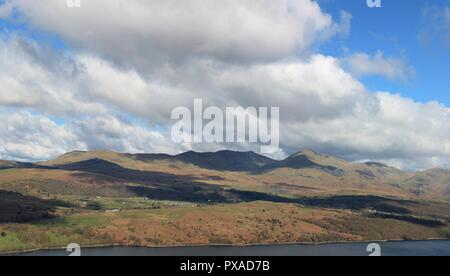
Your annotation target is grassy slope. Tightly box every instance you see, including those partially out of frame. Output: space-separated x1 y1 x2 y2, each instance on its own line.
1 201 449 253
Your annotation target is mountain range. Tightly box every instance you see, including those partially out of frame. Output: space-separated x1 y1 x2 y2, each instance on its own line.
1 149 450 252
1 149 446 201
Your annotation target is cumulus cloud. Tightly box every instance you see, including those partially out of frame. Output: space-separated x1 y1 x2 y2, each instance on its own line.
0 0 346 70
80 54 366 123
340 51 416 81
284 92 450 170
0 110 83 161
1 34 450 170
0 109 186 161
0 36 106 116
70 115 182 155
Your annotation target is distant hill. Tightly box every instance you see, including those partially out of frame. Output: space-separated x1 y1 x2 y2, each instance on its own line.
6 149 448 201
0 160 51 170
0 160 19 169
400 168 450 199
46 150 277 172
43 150 128 166
43 149 403 175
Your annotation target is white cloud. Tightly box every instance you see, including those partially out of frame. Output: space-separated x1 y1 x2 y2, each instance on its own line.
325 11 352 39
1 35 450 170
285 92 450 170
0 110 84 161
0 110 185 161
79 54 365 124
341 51 416 81
70 115 182 155
0 37 106 117
0 0 346 70
0 5 10 18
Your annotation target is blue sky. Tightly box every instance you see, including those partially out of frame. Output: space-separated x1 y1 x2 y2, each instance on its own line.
319 0 450 105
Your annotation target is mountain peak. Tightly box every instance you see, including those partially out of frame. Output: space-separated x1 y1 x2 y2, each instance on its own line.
291 150 321 158
45 150 124 166
364 162 389 168
55 150 114 160
175 150 276 172
289 150 340 163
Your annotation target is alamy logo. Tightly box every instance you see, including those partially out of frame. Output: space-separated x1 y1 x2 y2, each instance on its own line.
171 99 280 154
367 243 381 256
367 0 381 8
67 243 81 256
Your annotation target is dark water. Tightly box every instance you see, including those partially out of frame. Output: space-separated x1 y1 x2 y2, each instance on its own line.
16 240 450 256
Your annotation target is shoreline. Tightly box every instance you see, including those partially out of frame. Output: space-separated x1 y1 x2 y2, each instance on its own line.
3 238 450 256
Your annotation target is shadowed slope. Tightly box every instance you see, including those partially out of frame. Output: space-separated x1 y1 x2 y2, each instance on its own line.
259 150 345 176
174 150 277 172
0 160 54 171
57 158 292 203
0 190 71 223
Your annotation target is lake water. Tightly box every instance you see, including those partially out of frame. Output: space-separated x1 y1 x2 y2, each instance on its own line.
16 240 450 256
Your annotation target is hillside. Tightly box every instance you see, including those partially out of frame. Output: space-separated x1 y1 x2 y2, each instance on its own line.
400 169 450 199
0 160 32 170
26 149 450 201
1 149 450 253
45 150 276 172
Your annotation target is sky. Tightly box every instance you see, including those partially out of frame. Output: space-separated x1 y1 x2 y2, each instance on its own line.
318 0 450 105
0 0 449 171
